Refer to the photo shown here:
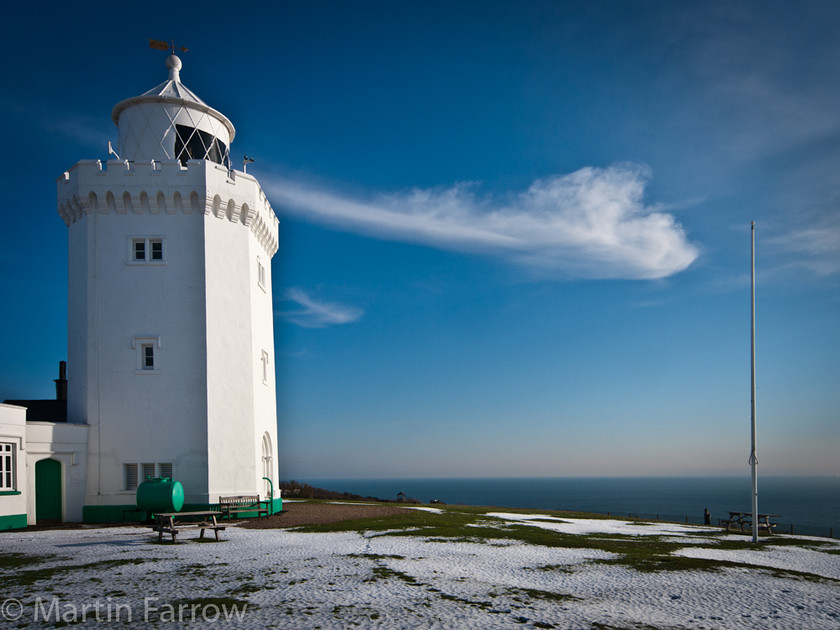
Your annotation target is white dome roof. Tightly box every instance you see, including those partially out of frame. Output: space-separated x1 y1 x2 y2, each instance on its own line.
110 55 236 163
111 54 235 140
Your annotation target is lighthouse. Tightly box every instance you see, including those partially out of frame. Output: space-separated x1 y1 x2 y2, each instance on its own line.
57 53 280 520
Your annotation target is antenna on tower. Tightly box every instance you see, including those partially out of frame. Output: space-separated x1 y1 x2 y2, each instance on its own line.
108 141 121 161
149 38 189 55
243 156 255 173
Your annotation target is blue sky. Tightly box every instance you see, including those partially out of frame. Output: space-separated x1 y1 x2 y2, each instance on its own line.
1 1 837 479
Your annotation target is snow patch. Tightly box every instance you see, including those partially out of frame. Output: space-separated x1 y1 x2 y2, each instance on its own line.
1 515 838 629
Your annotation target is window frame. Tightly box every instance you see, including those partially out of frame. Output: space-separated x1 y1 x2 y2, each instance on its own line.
261 350 270 385
174 124 231 169
142 344 155 370
124 463 139 491
128 237 166 265
133 239 146 261
150 239 163 261
132 336 161 374
0 443 15 491
141 463 156 481
158 463 173 479
257 258 267 292
261 433 273 498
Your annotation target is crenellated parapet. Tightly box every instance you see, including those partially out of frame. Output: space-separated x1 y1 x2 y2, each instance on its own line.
57 159 279 257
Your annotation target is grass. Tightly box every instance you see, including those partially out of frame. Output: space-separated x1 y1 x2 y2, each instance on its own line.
347 553 405 560
534 563 575 573
0 552 57 570
369 565 421 585
287 502 839 581
508 586 580 603
228 582 262 595
4 501 836 618
1 557 147 588
438 591 493 609
9 502 830 592
2 504 837 629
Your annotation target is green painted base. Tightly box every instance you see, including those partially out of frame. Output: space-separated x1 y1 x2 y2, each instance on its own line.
0 513 27 530
83 499 282 523
83 505 145 523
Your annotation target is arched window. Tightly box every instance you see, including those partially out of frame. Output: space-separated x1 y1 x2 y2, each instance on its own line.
262 433 273 498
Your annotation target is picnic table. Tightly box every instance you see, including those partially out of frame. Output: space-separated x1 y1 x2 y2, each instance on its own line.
720 511 779 533
151 511 225 542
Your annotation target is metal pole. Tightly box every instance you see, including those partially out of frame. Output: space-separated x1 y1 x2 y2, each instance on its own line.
262 477 274 516
750 221 759 543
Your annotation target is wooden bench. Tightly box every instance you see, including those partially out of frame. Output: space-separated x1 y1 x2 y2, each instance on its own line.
720 511 778 534
152 511 225 543
218 495 269 519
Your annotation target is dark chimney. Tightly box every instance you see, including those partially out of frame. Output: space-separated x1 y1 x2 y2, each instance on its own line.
55 361 67 401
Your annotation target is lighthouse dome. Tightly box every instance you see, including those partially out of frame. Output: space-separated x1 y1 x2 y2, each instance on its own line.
111 55 235 167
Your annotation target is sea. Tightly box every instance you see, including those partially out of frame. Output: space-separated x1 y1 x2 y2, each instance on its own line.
302 476 840 538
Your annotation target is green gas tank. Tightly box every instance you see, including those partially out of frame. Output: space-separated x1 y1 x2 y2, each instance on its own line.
136 477 185 513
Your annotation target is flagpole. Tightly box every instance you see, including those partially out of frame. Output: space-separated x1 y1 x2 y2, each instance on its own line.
750 221 759 543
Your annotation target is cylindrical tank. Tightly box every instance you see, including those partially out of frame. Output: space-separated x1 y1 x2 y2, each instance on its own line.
136 477 185 513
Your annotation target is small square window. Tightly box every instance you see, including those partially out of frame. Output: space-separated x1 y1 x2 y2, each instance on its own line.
133 336 161 374
129 237 165 264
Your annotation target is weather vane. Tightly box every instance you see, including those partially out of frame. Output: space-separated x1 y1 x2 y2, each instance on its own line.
148 38 189 55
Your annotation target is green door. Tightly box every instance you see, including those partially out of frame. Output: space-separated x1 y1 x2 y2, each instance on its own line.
35 459 62 522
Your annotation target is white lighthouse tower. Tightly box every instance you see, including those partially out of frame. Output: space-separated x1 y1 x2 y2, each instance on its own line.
57 53 280 520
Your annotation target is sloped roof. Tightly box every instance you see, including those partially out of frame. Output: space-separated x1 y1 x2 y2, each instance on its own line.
3 399 67 423
110 54 235 139
140 73 207 105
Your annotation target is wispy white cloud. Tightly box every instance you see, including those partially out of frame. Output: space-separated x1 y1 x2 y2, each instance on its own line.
665 6 840 165
278 288 364 328
0 97 112 152
263 164 700 280
769 216 840 277
45 116 113 151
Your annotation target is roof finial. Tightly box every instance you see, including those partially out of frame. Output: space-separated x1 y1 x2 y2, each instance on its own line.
149 39 189 81
166 54 183 82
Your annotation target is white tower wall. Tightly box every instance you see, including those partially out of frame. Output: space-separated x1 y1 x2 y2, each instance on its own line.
58 57 279 519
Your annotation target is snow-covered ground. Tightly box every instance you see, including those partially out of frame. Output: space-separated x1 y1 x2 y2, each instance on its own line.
1 511 838 629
